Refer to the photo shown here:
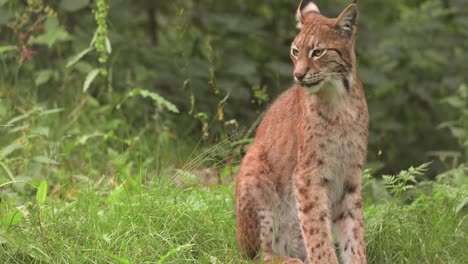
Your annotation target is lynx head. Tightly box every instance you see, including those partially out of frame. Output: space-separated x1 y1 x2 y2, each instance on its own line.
291 0 359 94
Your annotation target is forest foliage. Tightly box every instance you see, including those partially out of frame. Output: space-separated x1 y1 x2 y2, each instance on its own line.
0 0 467 262
1 0 467 177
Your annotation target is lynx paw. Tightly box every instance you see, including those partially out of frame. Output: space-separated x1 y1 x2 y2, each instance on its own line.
263 256 304 264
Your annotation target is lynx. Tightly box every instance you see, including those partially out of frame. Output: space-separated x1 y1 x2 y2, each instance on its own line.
235 1 368 263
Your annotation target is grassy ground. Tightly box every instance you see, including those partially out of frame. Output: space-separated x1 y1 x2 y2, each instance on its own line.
1 167 467 264
1 177 243 263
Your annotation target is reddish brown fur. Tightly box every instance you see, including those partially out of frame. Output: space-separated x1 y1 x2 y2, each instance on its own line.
236 2 367 264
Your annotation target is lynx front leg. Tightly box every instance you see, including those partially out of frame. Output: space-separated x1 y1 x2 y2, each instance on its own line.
294 169 338 264
257 194 303 264
238 180 303 264
236 150 277 261
236 173 268 260
334 181 367 264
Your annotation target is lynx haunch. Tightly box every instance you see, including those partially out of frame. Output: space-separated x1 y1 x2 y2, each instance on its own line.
235 1 368 263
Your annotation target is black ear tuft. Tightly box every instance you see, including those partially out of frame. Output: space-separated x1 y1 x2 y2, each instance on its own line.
296 0 320 29
353 0 357 3
300 0 314 11
336 4 359 36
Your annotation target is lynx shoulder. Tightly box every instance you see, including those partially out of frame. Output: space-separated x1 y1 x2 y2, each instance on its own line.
235 1 368 263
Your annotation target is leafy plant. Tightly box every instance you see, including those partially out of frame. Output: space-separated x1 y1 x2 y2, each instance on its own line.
382 162 430 196
118 88 179 114
36 180 48 236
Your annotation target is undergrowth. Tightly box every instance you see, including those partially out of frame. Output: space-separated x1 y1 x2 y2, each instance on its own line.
0 163 466 263
1 177 244 263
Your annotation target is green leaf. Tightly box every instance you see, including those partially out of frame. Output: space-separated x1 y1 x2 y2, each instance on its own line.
1 208 24 228
0 160 15 181
175 170 200 186
441 96 465 108
35 70 53 86
39 108 64 116
157 244 193 264
66 47 94 68
125 89 179 113
27 245 51 262
83 69 100 92
0 230 9 245
76 132 104 145
437 121 457 129
33 156 59 165
449 127 465 139
195 112 209 121
456 195 468 214
6 113 30 125
9 125 29 135
60 0 90 12
31 126 50 137
36 181 48 206
0 45 16 54
0 6 13 26
2 142 24 157
103 251 131 264
105 37 112 54
33 16 71 47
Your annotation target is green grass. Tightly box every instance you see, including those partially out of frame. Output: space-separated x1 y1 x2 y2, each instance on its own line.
1 177 245 263
365 184 468 264
1 171 466 263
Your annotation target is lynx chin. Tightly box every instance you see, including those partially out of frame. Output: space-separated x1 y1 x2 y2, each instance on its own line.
235 1 368 263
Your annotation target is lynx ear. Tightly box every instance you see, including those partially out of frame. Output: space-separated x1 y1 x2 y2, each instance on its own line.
335 3 359 36
296 0 320 29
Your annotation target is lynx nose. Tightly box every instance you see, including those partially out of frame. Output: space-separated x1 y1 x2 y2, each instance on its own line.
294 72 306 82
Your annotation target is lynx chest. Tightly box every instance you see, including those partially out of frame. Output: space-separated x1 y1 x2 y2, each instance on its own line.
302 97 368 204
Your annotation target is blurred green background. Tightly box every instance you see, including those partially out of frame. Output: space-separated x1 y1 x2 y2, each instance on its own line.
0 0 467 181
0 1 467 263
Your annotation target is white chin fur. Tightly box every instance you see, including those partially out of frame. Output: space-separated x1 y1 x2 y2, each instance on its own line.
304 84 322 94
304 79 347 99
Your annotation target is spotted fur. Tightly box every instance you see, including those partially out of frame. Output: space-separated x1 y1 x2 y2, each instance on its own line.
236 1 367 264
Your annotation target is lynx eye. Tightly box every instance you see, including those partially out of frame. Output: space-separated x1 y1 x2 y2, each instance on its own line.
310 49 326 58
291 47 299 58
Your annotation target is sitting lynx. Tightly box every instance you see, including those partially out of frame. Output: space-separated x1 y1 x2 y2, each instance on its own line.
235 1 368 263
